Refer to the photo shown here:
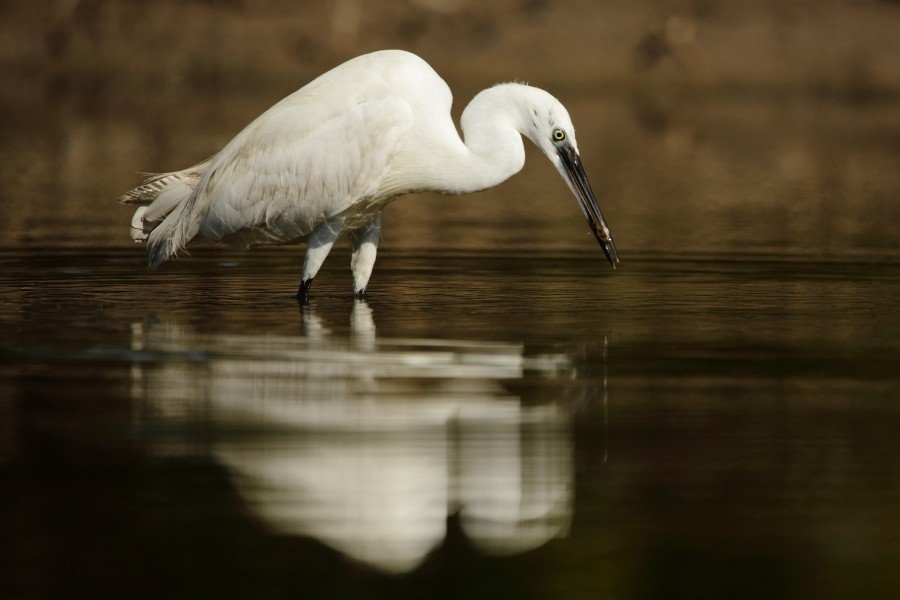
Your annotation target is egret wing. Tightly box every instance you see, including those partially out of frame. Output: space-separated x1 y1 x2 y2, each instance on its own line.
147 95 414 266
200 95 414 244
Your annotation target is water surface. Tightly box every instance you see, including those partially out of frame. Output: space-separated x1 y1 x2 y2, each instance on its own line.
3 242 900 598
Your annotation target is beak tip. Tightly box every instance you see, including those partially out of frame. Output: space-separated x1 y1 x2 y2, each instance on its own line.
600 239 619 269
607 239 620 269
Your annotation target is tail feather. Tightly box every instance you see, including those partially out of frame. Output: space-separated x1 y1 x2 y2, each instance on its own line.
147 198 197 270
119 158 213 268
119 172 187 205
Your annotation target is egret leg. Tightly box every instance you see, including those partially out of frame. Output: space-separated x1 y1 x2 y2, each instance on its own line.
349 214 382 299
297 218 344 301
298 278 314 302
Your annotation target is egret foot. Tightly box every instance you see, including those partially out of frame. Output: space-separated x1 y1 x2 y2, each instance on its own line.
354 288 367 300
297 278 314 303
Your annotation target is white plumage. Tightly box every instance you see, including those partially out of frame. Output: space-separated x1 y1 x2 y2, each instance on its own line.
120 49 618 300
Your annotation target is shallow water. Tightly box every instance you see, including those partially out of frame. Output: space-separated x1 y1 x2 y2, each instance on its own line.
3 241 900 598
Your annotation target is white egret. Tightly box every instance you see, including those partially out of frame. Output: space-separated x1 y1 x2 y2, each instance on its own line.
120 49 618 300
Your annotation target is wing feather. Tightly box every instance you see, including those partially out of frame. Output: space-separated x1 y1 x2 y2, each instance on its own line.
147 95 413 265
198 96 414 245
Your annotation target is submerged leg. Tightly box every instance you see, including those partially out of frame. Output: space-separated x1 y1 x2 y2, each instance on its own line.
349 214 382 299
297 278 314 302
297 218 344 302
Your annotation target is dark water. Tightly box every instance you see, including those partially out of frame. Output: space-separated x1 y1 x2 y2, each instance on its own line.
3 243 900 598
3 60 900 597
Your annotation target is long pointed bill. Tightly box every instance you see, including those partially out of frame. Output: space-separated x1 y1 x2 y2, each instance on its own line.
557 144 619 268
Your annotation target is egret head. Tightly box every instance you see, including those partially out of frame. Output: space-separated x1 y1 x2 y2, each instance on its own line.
514 87 619 268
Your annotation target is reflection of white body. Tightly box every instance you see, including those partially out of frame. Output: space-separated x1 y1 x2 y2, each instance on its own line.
131 304 572 573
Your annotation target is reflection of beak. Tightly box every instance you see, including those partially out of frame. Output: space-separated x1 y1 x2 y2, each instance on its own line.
557 144 619 268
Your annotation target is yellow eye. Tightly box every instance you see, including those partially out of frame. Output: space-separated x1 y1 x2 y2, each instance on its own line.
552 128 567 142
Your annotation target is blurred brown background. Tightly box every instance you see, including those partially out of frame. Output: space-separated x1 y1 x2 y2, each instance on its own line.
8 0 900 93
2 0 899 254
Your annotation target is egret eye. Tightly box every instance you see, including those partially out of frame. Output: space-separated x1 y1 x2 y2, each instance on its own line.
552 128 567 143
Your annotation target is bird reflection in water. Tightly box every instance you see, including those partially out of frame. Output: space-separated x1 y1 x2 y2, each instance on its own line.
130 303 597 573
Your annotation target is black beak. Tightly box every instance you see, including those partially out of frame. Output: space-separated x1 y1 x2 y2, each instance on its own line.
558 144 619 268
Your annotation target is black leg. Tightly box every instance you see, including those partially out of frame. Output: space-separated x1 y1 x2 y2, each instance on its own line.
297 278 314 303
354 288 367 300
